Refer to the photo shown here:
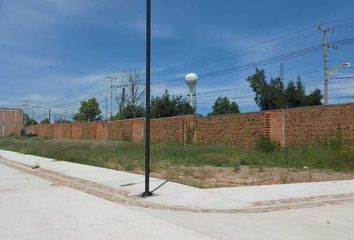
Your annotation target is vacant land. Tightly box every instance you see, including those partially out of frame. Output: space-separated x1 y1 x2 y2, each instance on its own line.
0 137 354 188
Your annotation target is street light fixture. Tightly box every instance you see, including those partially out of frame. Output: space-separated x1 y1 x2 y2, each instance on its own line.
329 63 351 73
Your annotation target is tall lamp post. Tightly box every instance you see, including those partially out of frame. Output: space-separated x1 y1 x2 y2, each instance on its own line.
143 0 152 197
325 62 351 104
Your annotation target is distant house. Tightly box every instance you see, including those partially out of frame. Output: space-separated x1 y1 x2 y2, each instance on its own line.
0 108 23 137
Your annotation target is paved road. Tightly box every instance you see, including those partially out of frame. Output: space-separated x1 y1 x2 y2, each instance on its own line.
0 164 215 240
1 152 354 239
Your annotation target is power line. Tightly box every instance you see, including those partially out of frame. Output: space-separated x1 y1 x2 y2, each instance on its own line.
151 37 354 85
151 17 354 76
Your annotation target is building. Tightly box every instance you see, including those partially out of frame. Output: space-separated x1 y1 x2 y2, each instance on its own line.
0 108 23 137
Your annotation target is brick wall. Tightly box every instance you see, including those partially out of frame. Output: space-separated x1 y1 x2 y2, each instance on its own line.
107 119 132 141
32 124 54 139
264 111 285 147
62 124 71 139
25 103 354 148
71 123 82 140
0 108 23 137
53 124 62 139
96 122 108 140
151 116 183 143
196 113 264 148
284 104 354 145
81 122 96 140
131 119 144 142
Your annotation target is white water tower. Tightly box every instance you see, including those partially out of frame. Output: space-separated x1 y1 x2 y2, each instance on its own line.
185 73 198 111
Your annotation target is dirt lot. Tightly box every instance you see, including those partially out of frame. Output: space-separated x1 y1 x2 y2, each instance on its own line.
146 166 354 188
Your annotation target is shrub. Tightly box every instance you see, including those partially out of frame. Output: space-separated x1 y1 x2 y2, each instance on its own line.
26 133 38 138
239 159 250 165
20 129 26 136
255 135 279 153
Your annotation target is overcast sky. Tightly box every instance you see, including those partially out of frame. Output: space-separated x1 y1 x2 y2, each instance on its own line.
1 0 354 119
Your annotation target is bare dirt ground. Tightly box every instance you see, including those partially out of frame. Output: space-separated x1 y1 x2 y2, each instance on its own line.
145 166 354 188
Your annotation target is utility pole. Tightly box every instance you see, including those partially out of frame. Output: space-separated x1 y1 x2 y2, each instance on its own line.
279 63 284 82
319 26 334 105
49 108 51 123
105 76 118 119
64 109 67 122
105 97 108 121
31 109 34 126
116 86 126 118
21 103 29 125
121 86 126 113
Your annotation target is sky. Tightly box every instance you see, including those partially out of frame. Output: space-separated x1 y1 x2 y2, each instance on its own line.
1 0 354 120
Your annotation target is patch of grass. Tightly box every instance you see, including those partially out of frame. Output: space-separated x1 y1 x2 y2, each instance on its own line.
197 153 232 167
0 136 354 175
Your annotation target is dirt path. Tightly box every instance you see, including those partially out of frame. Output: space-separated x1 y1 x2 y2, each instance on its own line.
1 157 354 214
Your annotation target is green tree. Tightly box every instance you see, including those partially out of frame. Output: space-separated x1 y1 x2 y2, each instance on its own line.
23 113 38 126
306 89 323 106
40 118 50 124
54 119 71 124
208 97 240 116
113 105 145 120
247 68 323 110
151 90 194 118
285 77 306 108
73 98 102 122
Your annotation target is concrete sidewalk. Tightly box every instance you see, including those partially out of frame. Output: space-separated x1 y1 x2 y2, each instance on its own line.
1 149 354 211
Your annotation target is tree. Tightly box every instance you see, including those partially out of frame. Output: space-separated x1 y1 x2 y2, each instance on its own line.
55 119 71 124
116 106 145 120
151 89 194 118
112 68 145 120
306 89 323 106
285 78 304 108
23 113 38 126
247 68 323 110
73 98 102 122
208 97 240 116
40 118 50 124
123 68 145 118
115 86 126 119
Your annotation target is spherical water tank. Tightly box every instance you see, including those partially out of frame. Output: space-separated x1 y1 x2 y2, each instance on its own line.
185 73 198 89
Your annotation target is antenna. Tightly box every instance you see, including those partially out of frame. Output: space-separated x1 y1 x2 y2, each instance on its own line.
185 73 198 113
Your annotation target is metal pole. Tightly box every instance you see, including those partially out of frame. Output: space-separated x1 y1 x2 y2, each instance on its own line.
323 30 329 105
110 78 113 119
143 0 152 197
105 76 117 120
105 97 108 121
320 26 333 105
